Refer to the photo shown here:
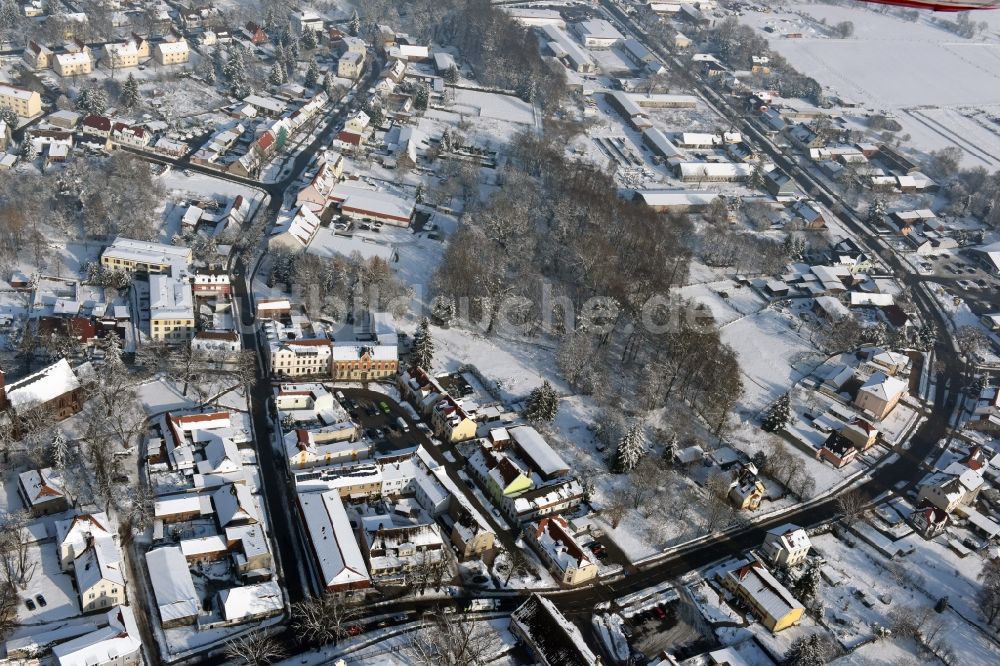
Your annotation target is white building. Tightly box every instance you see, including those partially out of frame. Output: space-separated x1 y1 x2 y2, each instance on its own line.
761 523 811 567
53 51 93 77
572 19 623 48
218 581 283 622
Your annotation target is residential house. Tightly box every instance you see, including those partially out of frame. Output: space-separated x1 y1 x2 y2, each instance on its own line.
762 168 796 199
719 560 804 632
82 114 111 138
111 122 150 148
761 524 811 567
268 204 322 251
49 605 142 666
818 432 858 468
448 499 496 559
361 517 445 583
838 418 878 451
154 39 190 65
790 200 826 229
74 536 126 613
0 84 42 118
17 468 70 516
285 426 368 470
292 10 324 34
53 50 92 77
103 35 148 69
911 504 949 539
100 237 192 275
917 465 984 514
338 51 365 79
243 21 268 45
56 513 114 571
524 515 598 586
328 182 415 226
0 358 84 423
24 40 53 69
854 372 907 420
729 463 766 510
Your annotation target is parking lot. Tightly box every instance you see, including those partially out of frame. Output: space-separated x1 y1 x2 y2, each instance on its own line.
339 388 431 456
625 597 717 662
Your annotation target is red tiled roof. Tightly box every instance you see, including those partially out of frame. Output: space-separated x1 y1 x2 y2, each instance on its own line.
83 115 111 131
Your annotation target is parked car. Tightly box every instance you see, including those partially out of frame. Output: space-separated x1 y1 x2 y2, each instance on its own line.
392 613 409 622
35 595 46 607
379 401 391 414
347 625 363 636
24 598 36 611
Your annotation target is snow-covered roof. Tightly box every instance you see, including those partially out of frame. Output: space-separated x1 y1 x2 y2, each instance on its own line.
726 561 803 622
56 513 112 560
677 162 753 179
145 547 199 623
298 490 370 589
102 237 191 273
330 342 398 362
765 523 811 552
218 580 283 621
149 273 194 320
18 467 66 507
74 536 124 593
329 183 415 223
573 18 623 41
858 372 907 403
640 128 684 158
52 606 141 666
271 204 321 247
179 535 228 558
508 425 569 480
154 493 213 519
212 483 259 527
155 40 189 55
4 358 80 410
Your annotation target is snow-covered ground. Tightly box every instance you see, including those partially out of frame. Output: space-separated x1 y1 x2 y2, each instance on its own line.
741 2 1000 168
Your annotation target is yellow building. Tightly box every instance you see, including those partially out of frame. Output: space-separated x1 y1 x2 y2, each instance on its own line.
54 51 93 77
720 561 804 632
154 39 190 65
100 237 192 274
24 41 53 70
149 274 195 344
0 84 42 118
525 515 599 586
854 372 907 420
338 51 365 79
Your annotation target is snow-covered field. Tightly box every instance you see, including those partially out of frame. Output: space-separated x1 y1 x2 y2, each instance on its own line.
720 309 821 415
742 2 1000 168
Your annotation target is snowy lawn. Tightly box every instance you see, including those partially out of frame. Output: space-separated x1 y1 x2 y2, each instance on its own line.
720 309 823 415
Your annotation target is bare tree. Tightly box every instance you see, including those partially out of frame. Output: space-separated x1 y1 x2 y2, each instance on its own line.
224 629 286 666
836 489 869 525
0 511 37 589
603 487 630 529
978 557 1000 626
403 612 499 666
291 594 360 646
0 581 18 641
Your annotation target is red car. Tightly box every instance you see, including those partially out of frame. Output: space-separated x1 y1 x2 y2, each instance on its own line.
654 606 667 620
347 625 363 636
